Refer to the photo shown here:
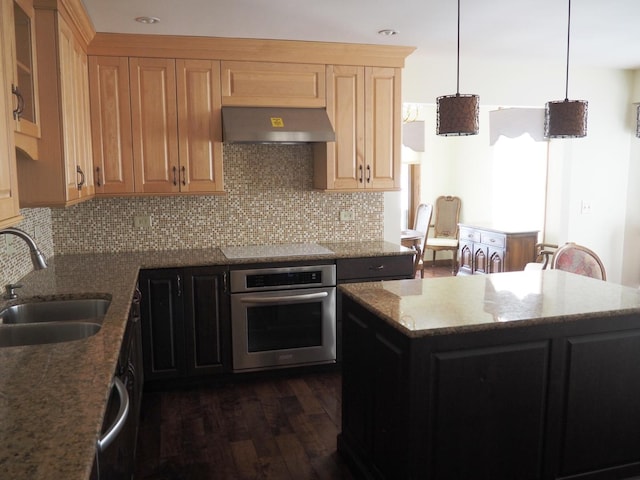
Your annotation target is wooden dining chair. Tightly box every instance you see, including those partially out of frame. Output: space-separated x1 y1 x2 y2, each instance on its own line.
413 203 433 278
524 242 558 271
425 196 461 274
550 242 606 280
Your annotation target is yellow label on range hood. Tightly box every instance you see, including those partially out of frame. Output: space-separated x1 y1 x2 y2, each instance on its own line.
270 117 284 128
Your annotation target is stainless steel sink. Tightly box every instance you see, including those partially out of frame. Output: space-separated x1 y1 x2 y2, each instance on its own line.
0 321 103 347
0 298 110 324
0 297 110 347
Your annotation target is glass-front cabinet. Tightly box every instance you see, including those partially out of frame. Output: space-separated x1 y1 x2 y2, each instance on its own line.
2 0 41 159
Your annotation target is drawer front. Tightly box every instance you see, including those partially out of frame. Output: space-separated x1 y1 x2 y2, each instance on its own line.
337 255 414 282
480 231 506 248
460 227 481 243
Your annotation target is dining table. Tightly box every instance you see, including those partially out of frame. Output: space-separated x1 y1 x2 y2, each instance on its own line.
401 229 423 248
400 229 424 272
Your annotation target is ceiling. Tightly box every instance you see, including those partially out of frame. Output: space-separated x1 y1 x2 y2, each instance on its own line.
80 0 640 70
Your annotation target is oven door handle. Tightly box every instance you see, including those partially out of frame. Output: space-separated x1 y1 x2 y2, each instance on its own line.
239 291 328 304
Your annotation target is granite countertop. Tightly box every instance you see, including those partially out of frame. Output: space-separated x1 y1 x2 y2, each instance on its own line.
339 269 640 338
0 241 411 480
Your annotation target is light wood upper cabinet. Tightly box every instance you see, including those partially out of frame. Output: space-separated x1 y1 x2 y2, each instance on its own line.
0 4 22 228
129 57 179 194
365 66 401 191
2 0 41 159
88 56 134 194
314 65 401 191
129 57 223 194
221 61 325 107
314 65 364 190
16 6 94 207
58 15 94 201
176 59 223 193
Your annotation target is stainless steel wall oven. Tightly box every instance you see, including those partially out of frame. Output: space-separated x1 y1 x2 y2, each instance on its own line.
229 264 336 372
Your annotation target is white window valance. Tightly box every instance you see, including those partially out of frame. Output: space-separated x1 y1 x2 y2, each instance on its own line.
402 120 425 152
489 108 546 145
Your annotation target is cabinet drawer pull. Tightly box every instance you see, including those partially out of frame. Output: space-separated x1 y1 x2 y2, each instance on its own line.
76 166 85 190
172 166 178 186
359 164 364 183
366 165 371 183
181 166 186 186
96 166 101 187
369 265 384 271
11 85 24 120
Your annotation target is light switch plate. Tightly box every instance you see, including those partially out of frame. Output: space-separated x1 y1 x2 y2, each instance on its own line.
340 210 355 222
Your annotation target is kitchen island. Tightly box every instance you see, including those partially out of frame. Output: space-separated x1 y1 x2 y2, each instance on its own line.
338 270 640 480
0 241 412 480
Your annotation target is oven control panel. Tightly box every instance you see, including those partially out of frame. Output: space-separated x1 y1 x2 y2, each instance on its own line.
247 271 323 289
230 264 336 292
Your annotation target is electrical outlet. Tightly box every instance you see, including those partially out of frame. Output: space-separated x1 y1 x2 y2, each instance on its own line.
580 200 592 215
134 215 152 228
340 210 355 222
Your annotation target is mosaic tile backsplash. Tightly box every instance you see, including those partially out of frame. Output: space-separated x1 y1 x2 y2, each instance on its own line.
2 144 384 286
0 207 54 288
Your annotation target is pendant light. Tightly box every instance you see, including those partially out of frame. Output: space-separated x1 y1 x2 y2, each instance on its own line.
436 0 479 136
544 0 587 138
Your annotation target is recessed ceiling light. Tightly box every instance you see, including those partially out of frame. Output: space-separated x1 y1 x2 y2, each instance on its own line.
135 16 160 24
377 29 399 37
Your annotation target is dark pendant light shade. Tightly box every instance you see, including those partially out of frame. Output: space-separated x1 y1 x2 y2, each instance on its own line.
437 93 479 136
544 0 587 138
544 99 587 138
436 0 479 136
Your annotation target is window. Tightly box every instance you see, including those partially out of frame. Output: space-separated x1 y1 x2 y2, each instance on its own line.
491 134 548 238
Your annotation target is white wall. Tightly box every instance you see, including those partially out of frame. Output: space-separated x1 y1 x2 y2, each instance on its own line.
399 52 639 285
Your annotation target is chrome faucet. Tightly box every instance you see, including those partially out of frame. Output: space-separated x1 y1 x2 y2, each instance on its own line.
0 227 48 270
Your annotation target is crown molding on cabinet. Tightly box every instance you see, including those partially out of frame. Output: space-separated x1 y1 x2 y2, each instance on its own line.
87 33 415 68
33 0 96 47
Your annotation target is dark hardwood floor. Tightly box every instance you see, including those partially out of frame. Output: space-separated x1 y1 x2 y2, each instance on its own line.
134 371 355 480
134 265 453 480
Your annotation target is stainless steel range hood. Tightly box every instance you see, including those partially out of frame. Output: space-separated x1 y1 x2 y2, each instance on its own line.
222 106 335 144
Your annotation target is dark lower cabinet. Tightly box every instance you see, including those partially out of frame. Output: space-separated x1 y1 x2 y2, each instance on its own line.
336 254 414 363
339 296 640 480
138 266 230 384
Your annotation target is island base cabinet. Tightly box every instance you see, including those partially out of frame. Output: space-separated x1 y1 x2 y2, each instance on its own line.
339 299 414 480
558 331 640 478
338 295 640 480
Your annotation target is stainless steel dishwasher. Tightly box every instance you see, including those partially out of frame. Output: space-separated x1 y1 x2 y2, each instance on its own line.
90 289 143 480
